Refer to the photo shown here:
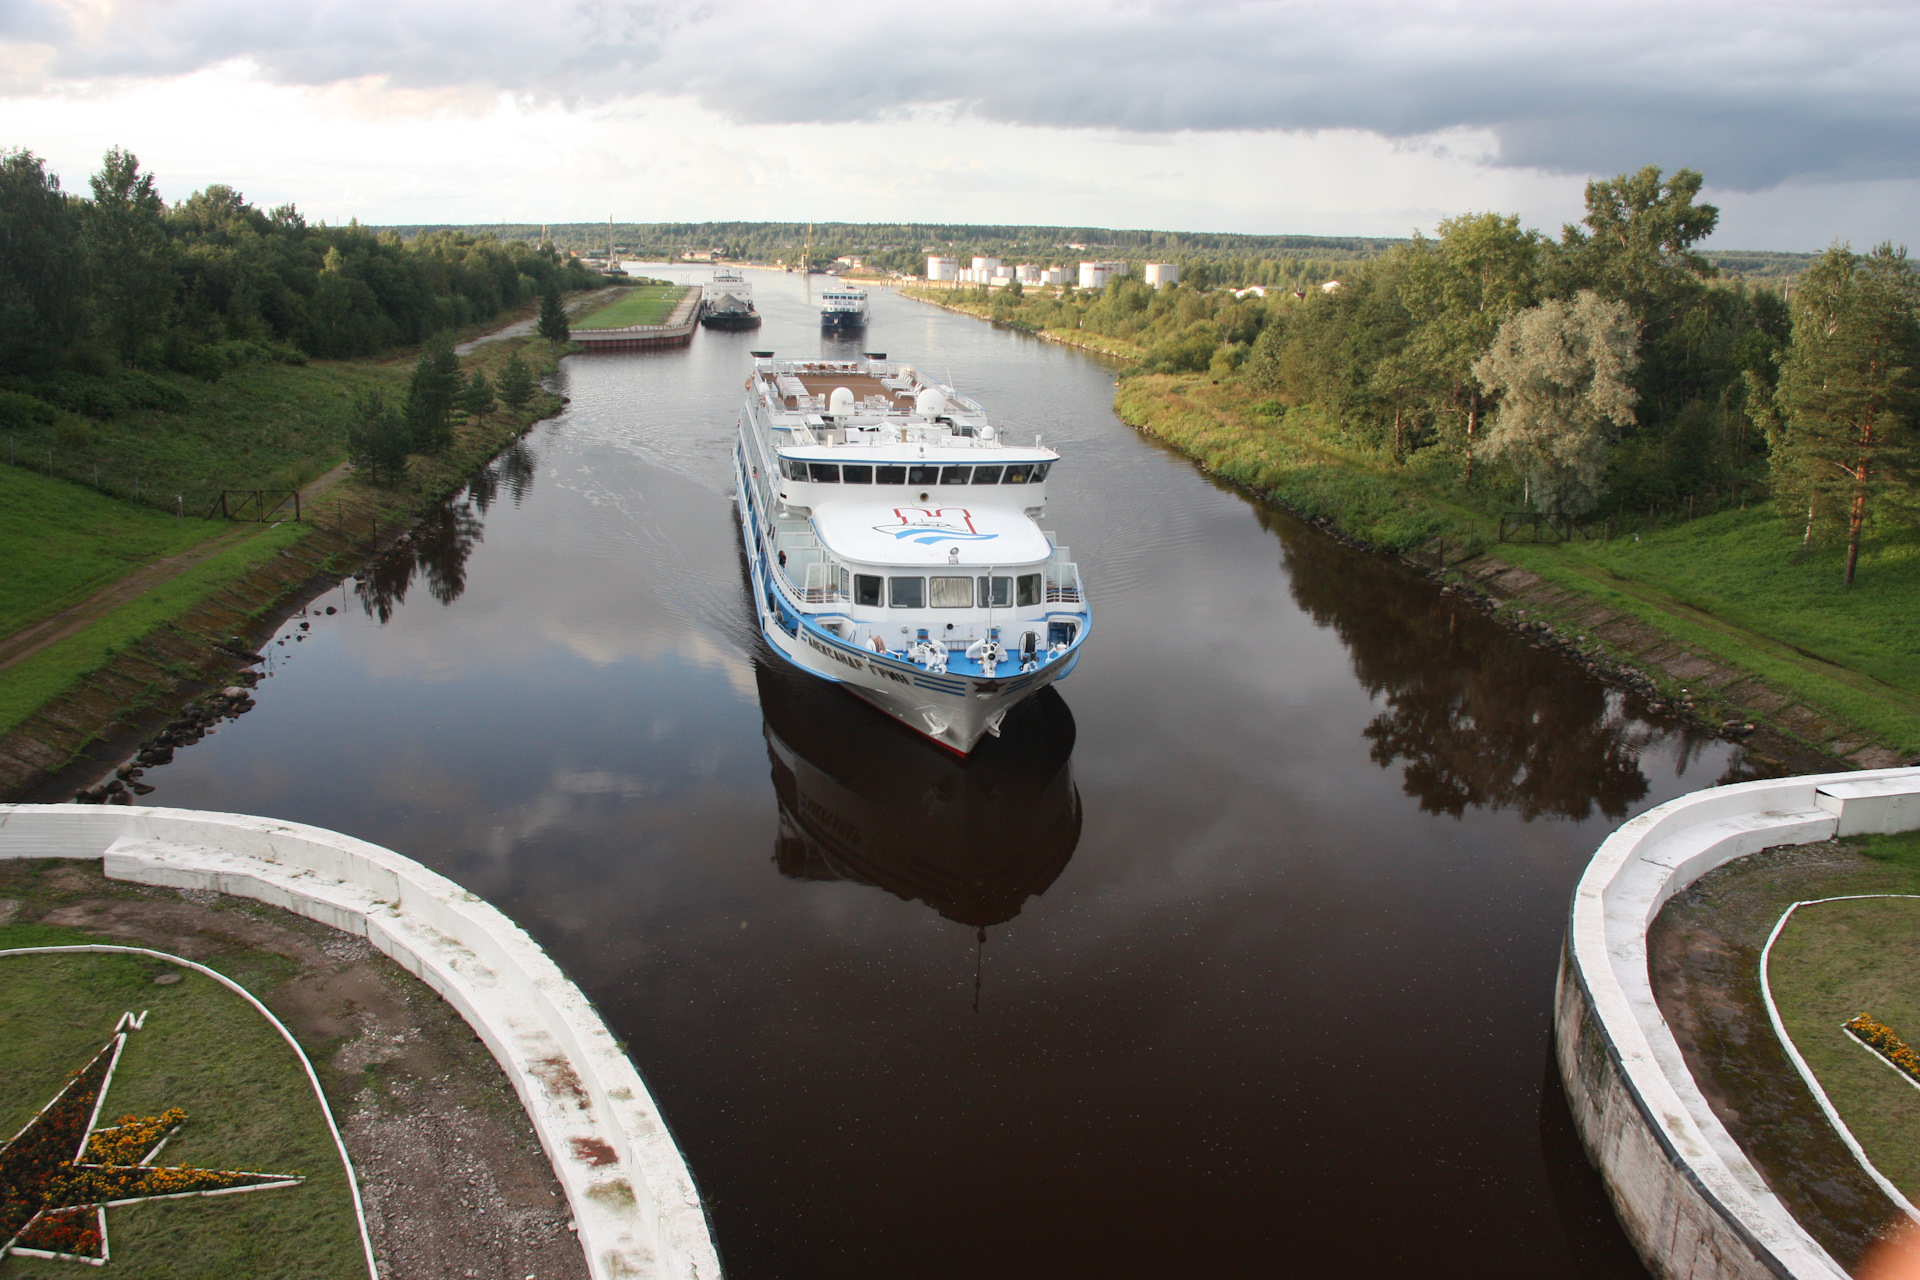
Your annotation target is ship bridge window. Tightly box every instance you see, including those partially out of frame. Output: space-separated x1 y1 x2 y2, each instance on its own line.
1003 464 1033 484
978 576 1011 607
907 465 939 486
1032 462 1052 482
781 457 808 481
939 466 971 484
929 576 973 608
1017 574 1042 606
876 465 908 484
855 574 882 607
971 465 1004 484
888 577 925 608
808 462 840 483
842 464 873 484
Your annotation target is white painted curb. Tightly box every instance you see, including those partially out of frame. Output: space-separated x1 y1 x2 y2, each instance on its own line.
0 804 721 1280
1558 766 1920 1280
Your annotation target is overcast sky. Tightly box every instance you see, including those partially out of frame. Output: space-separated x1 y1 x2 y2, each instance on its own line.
4 0 1915 250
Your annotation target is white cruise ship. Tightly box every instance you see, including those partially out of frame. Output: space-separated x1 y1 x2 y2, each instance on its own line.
734 352 1089 753
819 284 868 330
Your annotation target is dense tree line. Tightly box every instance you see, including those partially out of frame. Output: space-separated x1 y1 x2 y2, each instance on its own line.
1240 166 1918 576
0 147 603 384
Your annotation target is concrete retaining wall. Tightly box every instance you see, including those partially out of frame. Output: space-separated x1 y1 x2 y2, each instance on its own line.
1556 767 1920 1280
0 804 721 1280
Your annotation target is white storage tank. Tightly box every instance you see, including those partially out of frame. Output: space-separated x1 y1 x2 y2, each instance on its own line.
1144 263 1179 287
1078 261 1127 290
926 256 959 281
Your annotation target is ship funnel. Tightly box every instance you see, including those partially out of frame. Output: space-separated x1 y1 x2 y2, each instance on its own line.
828 386 856 415
914 388 948 418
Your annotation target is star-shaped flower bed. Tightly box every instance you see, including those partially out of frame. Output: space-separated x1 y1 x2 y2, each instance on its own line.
1 1018 301 1265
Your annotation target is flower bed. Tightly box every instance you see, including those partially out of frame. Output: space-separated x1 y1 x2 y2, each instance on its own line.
1843 1014 1920 1086
1 1024 300 1264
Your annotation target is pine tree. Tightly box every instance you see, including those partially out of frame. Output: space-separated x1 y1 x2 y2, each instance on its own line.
404 335 463 452
460 368 496 419
346 390 410 485
1773 244 1920 585
537 287 569 343
497 350 533 410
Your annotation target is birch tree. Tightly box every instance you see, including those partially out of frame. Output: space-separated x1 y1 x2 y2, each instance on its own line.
1472 291 1640 518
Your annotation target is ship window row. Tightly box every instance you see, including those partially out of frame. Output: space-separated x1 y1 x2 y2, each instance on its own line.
856 574 1042 608
781 460 1050 486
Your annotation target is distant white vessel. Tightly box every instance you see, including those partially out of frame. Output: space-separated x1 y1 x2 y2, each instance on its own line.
700 268 760 330
733 352 1089 753
819 284 868 330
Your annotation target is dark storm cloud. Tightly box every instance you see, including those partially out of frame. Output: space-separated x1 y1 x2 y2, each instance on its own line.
7 0 1915 191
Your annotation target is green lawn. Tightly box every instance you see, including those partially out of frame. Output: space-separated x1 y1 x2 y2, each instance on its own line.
0 947 366 1280
0 468 229 637
1766 856 1920 1204
573 285 689 329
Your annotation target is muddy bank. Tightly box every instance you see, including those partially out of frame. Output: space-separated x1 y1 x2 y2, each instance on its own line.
0 857 591 1280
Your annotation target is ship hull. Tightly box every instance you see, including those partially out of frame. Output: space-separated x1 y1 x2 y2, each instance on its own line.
701 310 762 330
734 450 1080 755
820 310 867 330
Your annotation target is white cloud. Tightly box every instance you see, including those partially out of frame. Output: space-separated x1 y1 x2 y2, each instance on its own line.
4 1 1916 247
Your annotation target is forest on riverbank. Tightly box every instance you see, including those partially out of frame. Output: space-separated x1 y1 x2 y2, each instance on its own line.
0 148 595 760
912 166 1920 757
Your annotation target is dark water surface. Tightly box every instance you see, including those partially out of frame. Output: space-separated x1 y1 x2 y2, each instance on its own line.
144 267 1750 1277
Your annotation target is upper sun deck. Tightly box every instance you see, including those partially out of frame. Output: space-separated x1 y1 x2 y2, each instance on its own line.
745 355 1042 460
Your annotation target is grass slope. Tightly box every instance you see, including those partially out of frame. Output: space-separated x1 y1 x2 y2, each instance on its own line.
0 469 228 637
0 333 569 744
573 285 689 329
1113 373 1920 755
0 946 365 1280
4 359 407 520
0 522 306 737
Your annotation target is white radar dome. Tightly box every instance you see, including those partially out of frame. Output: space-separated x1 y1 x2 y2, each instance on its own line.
914 388 948 417
828 386 856 414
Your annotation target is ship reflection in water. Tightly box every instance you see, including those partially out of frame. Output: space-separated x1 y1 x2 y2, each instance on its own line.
756 659 1081 930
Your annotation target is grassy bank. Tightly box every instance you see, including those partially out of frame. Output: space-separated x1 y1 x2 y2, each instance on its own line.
897 286 1146 360
574 285 690 329
1113 373 1920 757
0 467 230 637
0 328 570 744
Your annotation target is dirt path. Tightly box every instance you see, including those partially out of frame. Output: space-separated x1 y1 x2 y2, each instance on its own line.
0 460 359 675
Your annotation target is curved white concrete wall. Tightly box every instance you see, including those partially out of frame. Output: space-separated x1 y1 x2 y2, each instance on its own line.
1556 767 1920 1280
0 804 721 1280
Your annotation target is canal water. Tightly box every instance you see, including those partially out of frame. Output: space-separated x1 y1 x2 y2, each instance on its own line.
145 266 1750 1277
